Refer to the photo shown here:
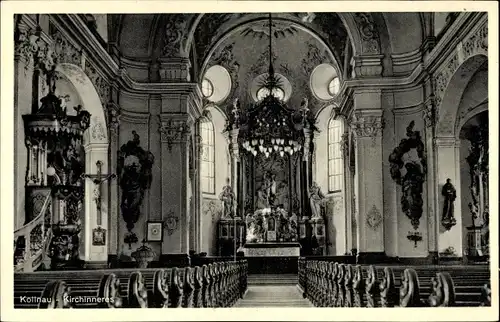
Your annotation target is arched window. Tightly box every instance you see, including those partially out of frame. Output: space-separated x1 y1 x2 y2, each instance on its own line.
328 118 343 192
200 120 215 194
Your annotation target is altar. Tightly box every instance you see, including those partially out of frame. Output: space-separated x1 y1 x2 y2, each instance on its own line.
215 75 328 258
243 242 301 257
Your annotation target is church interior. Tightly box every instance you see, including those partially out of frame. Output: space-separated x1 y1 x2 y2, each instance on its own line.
11 12 492 308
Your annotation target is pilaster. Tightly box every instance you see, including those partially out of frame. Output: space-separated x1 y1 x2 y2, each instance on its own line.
423 97 438 258
83 143 109 263
159 114 192 255
350 91 385 262
107 102 120 259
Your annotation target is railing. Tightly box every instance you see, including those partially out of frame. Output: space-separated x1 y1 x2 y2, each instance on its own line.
14 193 52 272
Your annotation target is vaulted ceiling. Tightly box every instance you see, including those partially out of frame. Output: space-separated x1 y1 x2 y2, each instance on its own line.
108 12 431 114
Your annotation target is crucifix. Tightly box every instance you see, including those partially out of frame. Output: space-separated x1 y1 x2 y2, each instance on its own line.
82 160 116 226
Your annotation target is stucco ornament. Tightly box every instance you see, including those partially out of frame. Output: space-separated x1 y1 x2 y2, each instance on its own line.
366 205 382 229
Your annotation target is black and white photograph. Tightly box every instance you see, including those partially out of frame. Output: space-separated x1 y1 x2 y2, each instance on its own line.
1 1 498 321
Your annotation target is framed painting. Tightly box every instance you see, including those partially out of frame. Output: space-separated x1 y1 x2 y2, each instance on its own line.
92 226 106 246
146 221 164 242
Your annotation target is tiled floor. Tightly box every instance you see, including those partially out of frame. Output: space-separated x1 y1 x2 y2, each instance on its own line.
234 285 313 307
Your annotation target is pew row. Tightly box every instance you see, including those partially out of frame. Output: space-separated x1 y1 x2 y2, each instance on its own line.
298 259 490 307
14 260 248 309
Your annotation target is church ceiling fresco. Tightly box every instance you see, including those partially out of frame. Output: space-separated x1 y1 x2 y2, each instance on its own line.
193 13 346 116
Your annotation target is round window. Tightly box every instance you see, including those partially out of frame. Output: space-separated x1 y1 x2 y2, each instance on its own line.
201 79 214 98
328 77 340 96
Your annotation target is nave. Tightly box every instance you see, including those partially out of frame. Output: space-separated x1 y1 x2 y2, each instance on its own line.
13 259 491 308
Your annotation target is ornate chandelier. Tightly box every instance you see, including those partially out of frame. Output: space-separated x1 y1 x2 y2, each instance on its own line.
238 13 304 158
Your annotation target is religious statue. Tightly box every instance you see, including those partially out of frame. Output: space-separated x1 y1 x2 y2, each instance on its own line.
219 179 235 219
45 64 58 95
401 161 425 230
263 172 278 207
309 181 325 219
245 210 265 243
256 187 269 209
61 144 83 185
441 178 457 230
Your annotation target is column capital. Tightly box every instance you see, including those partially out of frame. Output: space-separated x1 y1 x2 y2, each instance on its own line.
159 114 193 151
434 136 460 148
350 110 384 138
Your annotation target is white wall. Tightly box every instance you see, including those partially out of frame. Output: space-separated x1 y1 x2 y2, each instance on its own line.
201 106 229 255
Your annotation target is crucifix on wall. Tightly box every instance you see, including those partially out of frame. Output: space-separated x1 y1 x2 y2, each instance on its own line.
82 160 116 226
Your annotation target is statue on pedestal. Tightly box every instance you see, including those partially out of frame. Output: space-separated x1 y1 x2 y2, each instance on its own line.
441 178 457 230
219 179 235 219
309 181 325 219
264 172 277 207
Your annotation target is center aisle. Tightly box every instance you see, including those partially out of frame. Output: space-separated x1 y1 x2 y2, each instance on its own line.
234 285 313 307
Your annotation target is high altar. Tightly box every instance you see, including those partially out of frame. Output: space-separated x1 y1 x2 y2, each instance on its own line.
217 83 326 258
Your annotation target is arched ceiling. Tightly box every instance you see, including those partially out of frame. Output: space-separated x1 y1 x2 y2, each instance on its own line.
113 12 426 61
199 14 343 113
111 12 427 114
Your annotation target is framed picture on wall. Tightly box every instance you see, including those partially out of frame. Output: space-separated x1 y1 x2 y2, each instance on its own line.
146 221 164 242
92 226 106 246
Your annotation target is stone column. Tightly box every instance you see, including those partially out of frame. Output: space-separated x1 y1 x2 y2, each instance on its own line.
107 102 120 265
351 92 385 263
434 137 463 256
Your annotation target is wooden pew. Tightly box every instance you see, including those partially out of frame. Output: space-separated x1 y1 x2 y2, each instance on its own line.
14 260 248 309
299 259 490 308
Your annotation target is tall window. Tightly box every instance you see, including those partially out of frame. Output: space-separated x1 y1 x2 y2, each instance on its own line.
328 119 343 192
201 120 215 194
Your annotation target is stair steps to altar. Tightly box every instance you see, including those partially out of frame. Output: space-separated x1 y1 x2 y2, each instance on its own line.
247 274 298 285
235 285 313 307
